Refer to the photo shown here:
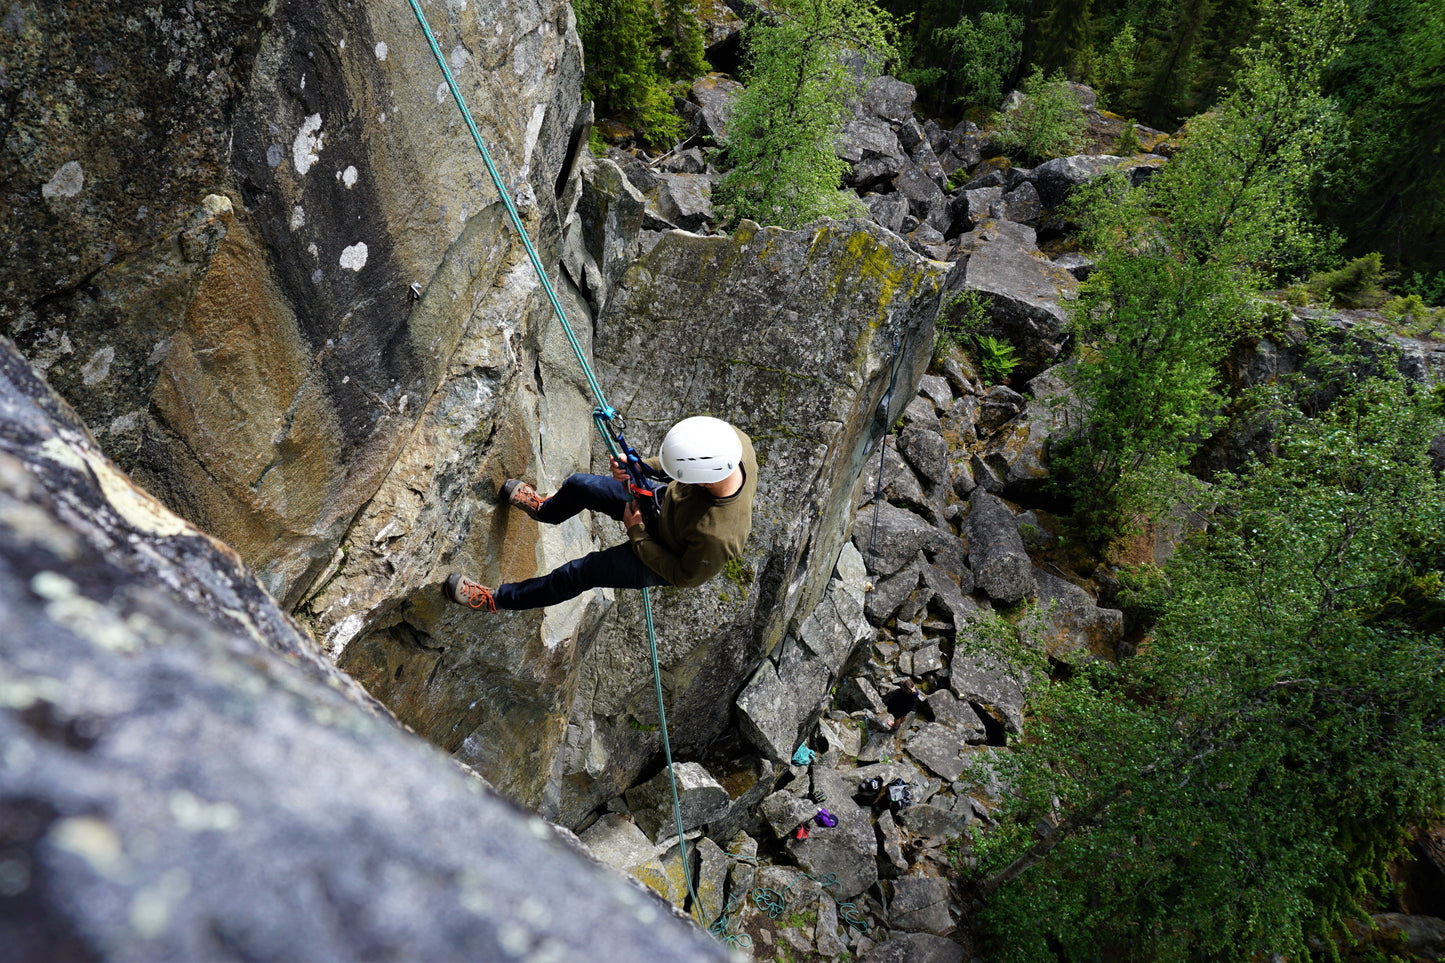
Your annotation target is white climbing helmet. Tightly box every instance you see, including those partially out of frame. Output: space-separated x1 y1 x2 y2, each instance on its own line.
660 416 742 484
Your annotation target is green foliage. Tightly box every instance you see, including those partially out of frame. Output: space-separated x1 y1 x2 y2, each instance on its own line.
1382 294 1445 339
976 373 1445 962
932 8 1024 110
1307 252 1391 308
1399 268 1445 307
1054 0 1348 547
1316 0 1445 277
660 0 710 81
574 0 684 146
715 0 898 228
936 288 990 356
1111 121 1142 155
994 68 1087 162
975 335 1019 384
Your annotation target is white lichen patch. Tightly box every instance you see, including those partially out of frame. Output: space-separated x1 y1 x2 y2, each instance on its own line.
80 346 115 385
324 613 365 655
290 205 306 230
341 165 358 188
38 438 190 539
293 113 324 176
50 817 128 879
42 161 85 199
130 868 192 940
339 242 369 272
375 41 388 60
168 791 241 832
450 44 469 71
202 194 232 218
436 82 448 104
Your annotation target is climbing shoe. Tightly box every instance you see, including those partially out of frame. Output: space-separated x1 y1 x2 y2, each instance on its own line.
500 479 546 520
445 573 497 612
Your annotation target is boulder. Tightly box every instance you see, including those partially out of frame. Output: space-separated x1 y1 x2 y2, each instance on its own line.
624 762 731 842
580 814 674 898
920 563 978 627
838 676 888 714
925 689 988 743
688 74 742 143
786 767 880 900
905 723 972 782
965 490 1036 604
862 75 918 125
947 650 1027 735
760 789 820 840
893 159 949 222
863 191 911 234
943 219 1077 381
564 153 647 315
859 932 967 963
857 438 931 519
1003 181 1044 225
866 562 922 624
976 384 1028 434
852 501 953 577
877 809 910 876
1022 568 1124 663
0 336 727 962
897 798 974 841
888 875 955 935
660 147 708 174
653 172 714 232
838 116 904 167
739 545 871 760
918 374 954 412
903 393 944 431
898 426 952 489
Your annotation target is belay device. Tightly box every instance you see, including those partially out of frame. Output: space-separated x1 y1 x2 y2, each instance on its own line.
592 407 668 522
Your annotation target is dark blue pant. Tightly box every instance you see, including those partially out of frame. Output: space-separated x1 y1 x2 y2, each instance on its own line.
493 474 670 610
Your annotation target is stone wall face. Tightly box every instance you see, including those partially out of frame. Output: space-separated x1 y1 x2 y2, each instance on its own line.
3 0 587 609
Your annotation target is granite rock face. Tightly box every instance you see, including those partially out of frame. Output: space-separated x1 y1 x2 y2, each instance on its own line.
0 336 728 963
4 0 588 611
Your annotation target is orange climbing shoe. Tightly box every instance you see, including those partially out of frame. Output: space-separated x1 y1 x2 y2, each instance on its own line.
500 479 546 519
444 573 497 611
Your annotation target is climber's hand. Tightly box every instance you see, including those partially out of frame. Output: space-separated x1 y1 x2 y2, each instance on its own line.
623 500 642 529
610 456 629 484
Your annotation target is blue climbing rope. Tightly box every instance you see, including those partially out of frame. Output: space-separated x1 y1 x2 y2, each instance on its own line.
406 0 704 928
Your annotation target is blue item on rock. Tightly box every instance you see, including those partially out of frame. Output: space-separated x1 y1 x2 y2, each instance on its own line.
791 745 816 767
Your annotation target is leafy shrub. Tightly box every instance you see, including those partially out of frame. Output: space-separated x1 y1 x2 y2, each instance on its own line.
1399 269 1445 307
1382 294 1445 338
936 289 989 359
1306 252 1390 308
975 335 1019 383
994 68 1086 163
1113 123 1143 156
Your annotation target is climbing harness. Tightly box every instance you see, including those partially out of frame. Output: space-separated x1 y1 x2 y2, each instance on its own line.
601 412 668 523
406 0 703 927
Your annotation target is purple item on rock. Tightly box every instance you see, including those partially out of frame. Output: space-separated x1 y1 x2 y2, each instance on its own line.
815 808 837 828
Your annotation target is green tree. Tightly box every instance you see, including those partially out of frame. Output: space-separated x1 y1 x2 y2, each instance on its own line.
660 0 710 81
1317 0 1445 276
932 2 1025 110
994 68 1087 161
574 0 683 146
715 0 898 228
976 372 1445 961
1054 0 1345 547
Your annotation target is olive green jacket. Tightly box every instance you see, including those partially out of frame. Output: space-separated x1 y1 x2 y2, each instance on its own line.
627 427 757 587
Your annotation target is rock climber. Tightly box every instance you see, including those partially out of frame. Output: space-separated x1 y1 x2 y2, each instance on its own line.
443 416 757 611
883 679 919 729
